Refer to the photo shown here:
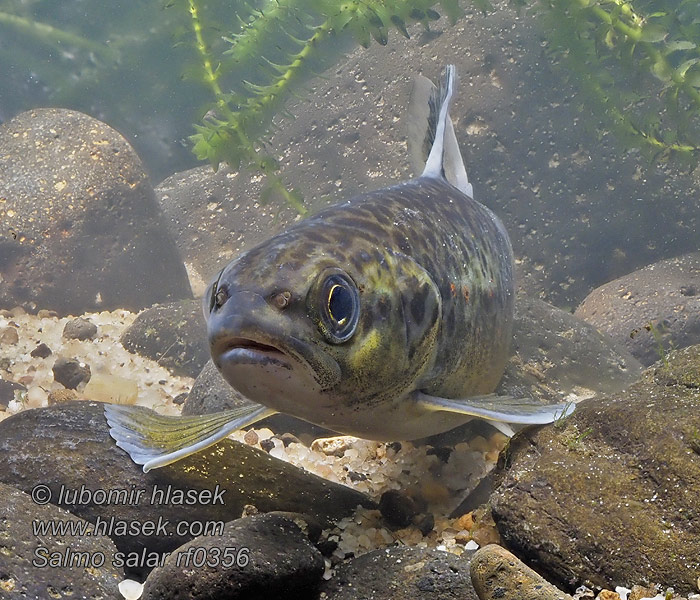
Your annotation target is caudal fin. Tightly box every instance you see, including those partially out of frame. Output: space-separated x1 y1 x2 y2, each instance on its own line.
104 403 276 472
407 65 472 198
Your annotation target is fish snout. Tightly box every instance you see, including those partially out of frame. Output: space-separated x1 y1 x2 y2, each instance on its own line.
206 289 274 357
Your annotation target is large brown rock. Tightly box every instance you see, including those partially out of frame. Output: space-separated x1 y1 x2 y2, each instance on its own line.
0 402 372 578
0 108 191 315
489 344 700 593
575 252 700 366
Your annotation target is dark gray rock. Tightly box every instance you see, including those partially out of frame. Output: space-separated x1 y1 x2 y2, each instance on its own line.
490 344 700 593
575 252 700 366
470 544 573 600
378 489 420 528
183 359 334 439
30 342 52 358
319 546 478 600
0 481 123 599
62 317 98 341
0 378 24 409
120 299 209 378
0 402 373 579
0 108 191 315
52 356 91 389
141 512 324 600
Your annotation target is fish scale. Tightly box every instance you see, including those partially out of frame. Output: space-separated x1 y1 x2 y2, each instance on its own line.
104 65 572 472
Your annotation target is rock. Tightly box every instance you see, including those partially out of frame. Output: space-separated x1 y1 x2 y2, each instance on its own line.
0 402 373 578
0 326 19 345
52 356 91 389
490 344 700 593
141 512 324 600
0 378 24 409
30 342 52 358
378 489 419 528
319 546 478 600
155 166 303 297
575 252 700 366
47 388 78 405
0 108 191 315
470 544 573 600
0 481 123 599
183 359 333 439
63 317 98 340
120 299 209 378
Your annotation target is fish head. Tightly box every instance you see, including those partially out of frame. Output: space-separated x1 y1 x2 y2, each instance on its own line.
203 230 442 430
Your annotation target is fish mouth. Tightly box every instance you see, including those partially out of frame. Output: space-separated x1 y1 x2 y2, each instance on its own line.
216 337 291 368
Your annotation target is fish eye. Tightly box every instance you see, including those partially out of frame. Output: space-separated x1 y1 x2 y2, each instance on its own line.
317 270 360 344
208 269 228 312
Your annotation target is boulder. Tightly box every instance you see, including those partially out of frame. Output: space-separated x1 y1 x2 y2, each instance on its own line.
575 252 700 366
141 513 323 600
0 402 373 578
489 344 700 593
0 108 191 315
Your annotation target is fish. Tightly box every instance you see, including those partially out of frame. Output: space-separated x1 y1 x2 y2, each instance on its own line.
105 65 573 472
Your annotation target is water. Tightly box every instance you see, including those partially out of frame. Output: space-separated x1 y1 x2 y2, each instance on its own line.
1 0 699 597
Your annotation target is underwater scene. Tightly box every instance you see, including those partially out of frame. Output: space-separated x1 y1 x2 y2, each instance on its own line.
1 0 699 598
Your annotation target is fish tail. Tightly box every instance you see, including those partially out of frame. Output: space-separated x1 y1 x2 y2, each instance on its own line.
409 64 472 197
104 403 276 472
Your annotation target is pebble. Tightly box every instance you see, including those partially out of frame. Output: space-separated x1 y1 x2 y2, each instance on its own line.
0 327 19 345
47 388 78 405
379 489 420 528
243 430 259 445
30 342 52 358
63 317 98 340
52 356 91 389
311 436 359 457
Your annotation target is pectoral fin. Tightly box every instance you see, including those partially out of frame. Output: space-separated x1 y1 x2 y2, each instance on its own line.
414 391 574 428
104 403 276 472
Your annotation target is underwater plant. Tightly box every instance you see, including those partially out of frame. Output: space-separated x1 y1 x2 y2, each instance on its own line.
521 0 700 167
179 0 466 211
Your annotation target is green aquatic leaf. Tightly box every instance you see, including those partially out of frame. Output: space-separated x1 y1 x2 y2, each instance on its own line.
639 23 668 43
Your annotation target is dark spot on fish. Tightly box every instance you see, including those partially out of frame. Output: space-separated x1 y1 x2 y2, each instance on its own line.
462 286 470 302
361 308 374 331
303 230 330 245
377 295 391 320
445 305 456 334
410 286 427 324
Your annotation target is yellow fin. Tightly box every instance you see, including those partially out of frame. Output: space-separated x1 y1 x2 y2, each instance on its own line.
104 403 276 472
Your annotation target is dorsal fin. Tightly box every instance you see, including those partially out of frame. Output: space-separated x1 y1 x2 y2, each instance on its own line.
407 65 473 198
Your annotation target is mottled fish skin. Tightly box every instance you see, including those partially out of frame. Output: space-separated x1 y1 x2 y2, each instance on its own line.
205 175 514 440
